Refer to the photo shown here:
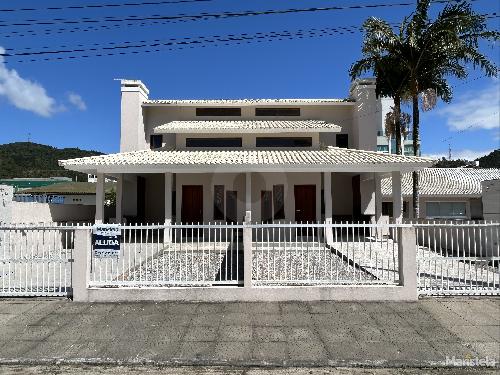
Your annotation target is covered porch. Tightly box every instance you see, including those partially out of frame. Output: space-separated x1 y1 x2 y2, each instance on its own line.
59 147 432 227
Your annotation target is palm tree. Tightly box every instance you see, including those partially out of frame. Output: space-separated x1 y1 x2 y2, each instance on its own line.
351 0 498 217
385 107 411 154
350 40 409 154
403 0 498 217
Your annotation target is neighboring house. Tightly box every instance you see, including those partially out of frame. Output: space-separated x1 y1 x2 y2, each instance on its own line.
381 168 500 219
59 79 433 224
13 182 111 205
0 177 72 193
376 98 416 156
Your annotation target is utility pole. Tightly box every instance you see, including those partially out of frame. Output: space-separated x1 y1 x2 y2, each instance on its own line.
448 143 452 160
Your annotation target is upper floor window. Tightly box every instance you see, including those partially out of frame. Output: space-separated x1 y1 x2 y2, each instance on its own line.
336 134 348 148
256 137 312 147
150 134 163 149
196 107 241 116
255 108 300 116
186 138 242 147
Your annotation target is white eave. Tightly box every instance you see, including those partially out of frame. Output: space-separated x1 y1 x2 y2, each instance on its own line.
142 98 354 107
153 120 342 134
59 147 434 174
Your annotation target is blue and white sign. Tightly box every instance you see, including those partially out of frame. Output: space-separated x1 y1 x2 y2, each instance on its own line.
92 224 121 258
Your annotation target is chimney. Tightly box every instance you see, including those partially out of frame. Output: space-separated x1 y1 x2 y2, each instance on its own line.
119 79 149 152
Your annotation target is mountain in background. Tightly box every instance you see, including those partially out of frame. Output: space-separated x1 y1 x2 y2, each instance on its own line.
433 149 500 168
0 142 103 181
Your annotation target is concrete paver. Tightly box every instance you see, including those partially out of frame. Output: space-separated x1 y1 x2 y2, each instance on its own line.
0 297 499 369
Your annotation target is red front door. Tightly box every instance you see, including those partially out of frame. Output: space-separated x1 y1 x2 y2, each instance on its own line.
181 185 203 224
294 185 316 223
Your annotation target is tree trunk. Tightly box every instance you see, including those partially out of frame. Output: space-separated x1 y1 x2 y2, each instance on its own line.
412 93 420 218
394 95 402 155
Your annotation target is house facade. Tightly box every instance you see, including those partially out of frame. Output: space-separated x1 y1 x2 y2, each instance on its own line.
60 79 433 225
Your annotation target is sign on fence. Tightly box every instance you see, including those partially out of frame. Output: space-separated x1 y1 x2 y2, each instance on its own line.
92 224 121 258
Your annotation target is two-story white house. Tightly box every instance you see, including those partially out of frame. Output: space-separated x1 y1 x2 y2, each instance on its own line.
59 79 433 225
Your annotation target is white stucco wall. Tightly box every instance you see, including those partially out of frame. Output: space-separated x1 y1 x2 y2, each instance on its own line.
9 202 95 224
0 185 14 224
482 179 500 221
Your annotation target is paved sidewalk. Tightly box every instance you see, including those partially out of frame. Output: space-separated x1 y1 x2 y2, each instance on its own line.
0 298 498 368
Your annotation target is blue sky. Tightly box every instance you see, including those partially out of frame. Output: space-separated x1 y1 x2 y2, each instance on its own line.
0 0 498 159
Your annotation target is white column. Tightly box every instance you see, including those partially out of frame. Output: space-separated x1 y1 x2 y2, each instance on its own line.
164 172 173 242
374 173 383 238
243 210 252 288
164 172 172 224
374 173 382 224
324 172 332 222
392 171 402 224
115 174 123 223
246 172 252 213
324 172 333 245
95 173 105 224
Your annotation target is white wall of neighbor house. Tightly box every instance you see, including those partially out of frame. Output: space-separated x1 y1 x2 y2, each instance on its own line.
9 202 95 224
482 180 500 221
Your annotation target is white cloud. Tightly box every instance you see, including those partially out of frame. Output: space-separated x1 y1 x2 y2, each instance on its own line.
438 81 500 131
424 148 494 161
0 46 59 117
67 92 87 111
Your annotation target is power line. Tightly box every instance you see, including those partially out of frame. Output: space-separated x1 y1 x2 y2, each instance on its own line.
3 25 362 56
0 0 472 28
0 0 212 13
4 12 498 55
4 26 359 63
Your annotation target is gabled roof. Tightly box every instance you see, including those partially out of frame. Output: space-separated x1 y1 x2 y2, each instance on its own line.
382 168 500 198
143 98 353 106
59 147 433 174
153 120 341 134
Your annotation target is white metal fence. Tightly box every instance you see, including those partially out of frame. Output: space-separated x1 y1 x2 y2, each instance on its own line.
412 221 500 296
89 223 243 288
1 220 499 297
0 224 75 297
250 222 400 286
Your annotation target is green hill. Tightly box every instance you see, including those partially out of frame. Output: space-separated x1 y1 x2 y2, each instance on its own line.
0 142 104 181
477 149 500 168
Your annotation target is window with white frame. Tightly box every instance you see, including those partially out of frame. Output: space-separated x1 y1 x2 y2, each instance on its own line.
426 201 467 218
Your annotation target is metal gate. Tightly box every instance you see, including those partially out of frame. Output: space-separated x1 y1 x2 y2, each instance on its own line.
0 224 76 297
415 222 500 296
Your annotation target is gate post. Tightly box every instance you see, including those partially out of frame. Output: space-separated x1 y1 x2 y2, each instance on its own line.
243 211 252 288
398 226 418 300
72 228 91 302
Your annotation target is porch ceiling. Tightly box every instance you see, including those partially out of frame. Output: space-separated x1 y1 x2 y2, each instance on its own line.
153 120 341 134
59 147 434 174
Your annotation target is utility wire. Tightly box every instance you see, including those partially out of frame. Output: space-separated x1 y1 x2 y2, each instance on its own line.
0 0 213 12
0 0 476 28
4 12 498 54
1 2 494 39
4 27 358 63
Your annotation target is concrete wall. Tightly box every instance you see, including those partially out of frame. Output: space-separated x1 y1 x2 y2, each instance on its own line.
120 82 149 152
482 180 500 221
9 202 95 224
0 185 14 224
